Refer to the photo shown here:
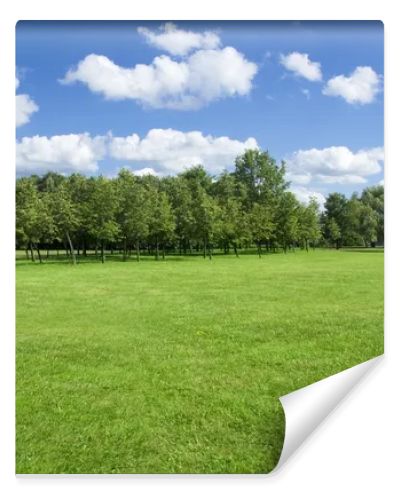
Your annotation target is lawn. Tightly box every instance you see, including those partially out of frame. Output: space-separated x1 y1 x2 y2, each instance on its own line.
16 249 384 473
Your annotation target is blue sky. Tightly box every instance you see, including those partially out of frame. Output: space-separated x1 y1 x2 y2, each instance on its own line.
16 21 384 204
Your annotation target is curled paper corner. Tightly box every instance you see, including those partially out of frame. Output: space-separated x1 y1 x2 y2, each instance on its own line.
273 355 383 472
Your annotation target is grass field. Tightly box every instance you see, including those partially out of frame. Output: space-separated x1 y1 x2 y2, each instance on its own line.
16 249 384 473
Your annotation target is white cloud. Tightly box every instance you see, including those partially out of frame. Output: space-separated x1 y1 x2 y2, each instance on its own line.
280 52 322 81
16 77 39 127
289 185 326 209
16 129 257 175
286 146 383 185
16 95 39 127
60 47 257 110
133 167 160 177
109 128 258 175
322 66 381 104
16 133 107 173
137 23 220 56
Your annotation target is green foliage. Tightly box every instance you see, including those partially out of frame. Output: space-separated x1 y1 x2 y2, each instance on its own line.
15 150 384 261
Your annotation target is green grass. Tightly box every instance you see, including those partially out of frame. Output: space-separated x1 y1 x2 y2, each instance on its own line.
16 249 384 473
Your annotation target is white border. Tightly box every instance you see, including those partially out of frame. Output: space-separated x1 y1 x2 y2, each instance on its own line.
1 2 399 498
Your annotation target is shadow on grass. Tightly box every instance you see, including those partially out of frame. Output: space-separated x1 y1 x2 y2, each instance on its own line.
340 247 384 254
15 251 287 266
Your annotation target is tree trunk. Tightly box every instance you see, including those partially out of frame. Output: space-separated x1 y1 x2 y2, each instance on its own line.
155 236 159 260
136 241 140 261
36 245 42 264
29 242 35 262
162 244 166 260
101 241 105 263
203 238 207 259
305 239 309 252
25 248 29 260
208 244 212 260
66 231 76 265
258 242 261 258
123 238 127 261
234 243 239 258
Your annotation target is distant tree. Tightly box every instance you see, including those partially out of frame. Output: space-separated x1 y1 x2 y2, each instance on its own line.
213 172 248 256
87 176 119 263
233 149 288 208
117 173 151 261
298 197 321 251
361 185 384 245
50 182 80 264
16 178 41 261
67 174 92 256
359 204 379 247
323 193 348 246
164 176 195 254
275 192 299 252
149 189 176 259
326 218 341 249
15 151 384 261
194 190 221 259
249 203 275 257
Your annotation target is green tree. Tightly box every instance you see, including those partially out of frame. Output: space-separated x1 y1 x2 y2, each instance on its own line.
298 197 321 251
16 178 41 262
194 190 221 259
116 172 151 261
326 218 341 249
87 176 119 263
249 203 275 257
149 189 176 260
50 182 80 264
233 149 288 208
275 192 300 252
324 193 348 246
361 185 384 245
359 204 379 247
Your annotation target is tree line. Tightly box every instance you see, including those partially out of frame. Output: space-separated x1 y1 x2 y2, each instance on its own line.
16 149 384 263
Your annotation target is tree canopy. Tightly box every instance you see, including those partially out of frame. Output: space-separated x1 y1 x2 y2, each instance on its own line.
16 149 384 263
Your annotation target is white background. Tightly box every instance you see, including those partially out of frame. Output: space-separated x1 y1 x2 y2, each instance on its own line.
1 1 399 498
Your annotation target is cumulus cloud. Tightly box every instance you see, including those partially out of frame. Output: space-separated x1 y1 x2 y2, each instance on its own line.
137 23 220 56
322 66 381 104
16 129 257 175
16 77 39 127
286 146 383 186
60 47 257 110
16 133 107 173
289 185 326 208
132 167 160 177
280 52 322 81
109 128 258 175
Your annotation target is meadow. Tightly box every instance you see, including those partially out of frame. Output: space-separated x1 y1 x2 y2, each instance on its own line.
16 249 384 473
